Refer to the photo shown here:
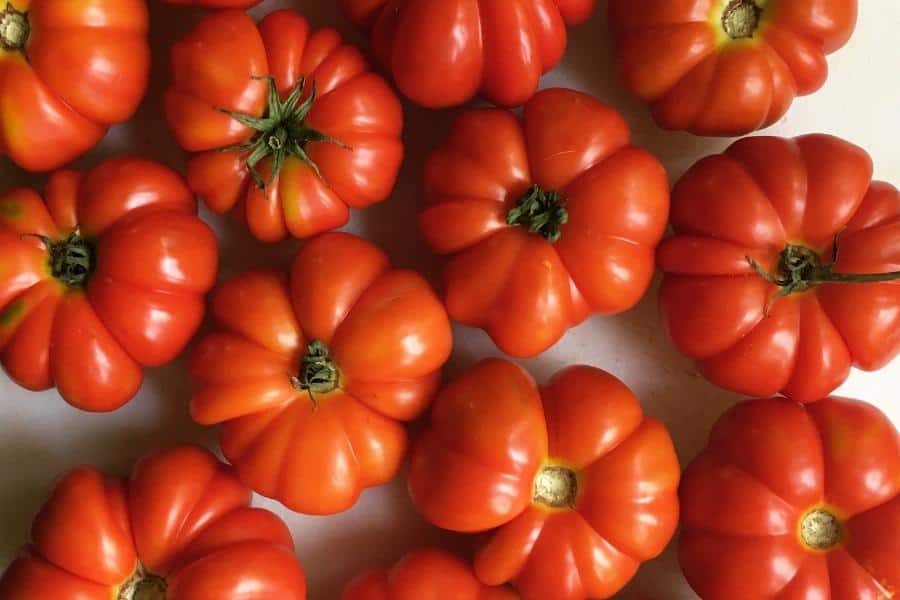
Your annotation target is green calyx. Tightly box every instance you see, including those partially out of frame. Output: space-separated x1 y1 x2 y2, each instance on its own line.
118 565 167 600
722 0 762 40
290 340 340 407
218 76 349 188
33 231 95 288
506 185 569 243
747 243 900 298
1 3 28 51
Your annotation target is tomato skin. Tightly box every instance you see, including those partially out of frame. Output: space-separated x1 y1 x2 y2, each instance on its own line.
0 0 149 171
0 445 307 600
341 548 519 600
658 134 900 403
608 0 857 136
165 9 404 242
341 0 596 108
408 360 680 600
421 88 669 357
0 157 218 412
189 232 452 515
680 396 900 600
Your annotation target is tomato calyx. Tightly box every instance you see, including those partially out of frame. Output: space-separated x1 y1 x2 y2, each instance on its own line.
747 243 900 297
290 339 340 408
722 0 762 40
118 565 167 600
0 3 28 52
217 76 350 189
800 508 843 551
533 465 578 509
30 231 95 288
506 185 569 243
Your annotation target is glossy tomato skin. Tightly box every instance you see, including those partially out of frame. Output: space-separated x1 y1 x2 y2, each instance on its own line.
608 0 857 135
0 0 149 171
0 157 218 412
680 396 900 599
189 232 452 515
341 0 596 108
658 134 900 403
408 360 680 600
165 9 404 242
341 548 519 600
0 445 307 600
421 88 669 357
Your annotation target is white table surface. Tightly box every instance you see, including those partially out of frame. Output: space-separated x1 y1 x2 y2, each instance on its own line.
1 2 898 599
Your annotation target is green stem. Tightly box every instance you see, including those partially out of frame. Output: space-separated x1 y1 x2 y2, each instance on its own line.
118 565 167 600
29 231 95 288
506 185 569 243
0 3 29 51
290 340 340 408
722 0 762 40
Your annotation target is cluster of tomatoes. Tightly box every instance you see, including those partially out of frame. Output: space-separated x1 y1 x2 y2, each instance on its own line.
0 0 898 599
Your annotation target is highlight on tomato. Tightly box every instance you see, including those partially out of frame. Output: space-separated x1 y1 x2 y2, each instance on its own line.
0 157 218 412
658 134 900 403
421 87 669 358
0 445 307 600
680 396 900 599
609 0 858 136
165 9 404 242
189 232 453 515
0 0 150 171
341 0 597 108
408 359 680 600
341 548 518 600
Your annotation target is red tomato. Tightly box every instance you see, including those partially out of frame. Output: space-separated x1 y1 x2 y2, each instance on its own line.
341 548 518 600
608 0 857 135
0 0 150 171
189 232 453 515
680 396 900 599
0 157 218 412
408 360 680 600
0 445 307 600
658 134 900 403
165 9 404 242
420 88 669 357
341 0 597 108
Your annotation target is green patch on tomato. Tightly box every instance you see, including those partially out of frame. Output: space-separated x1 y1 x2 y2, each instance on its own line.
0 201 21 217
0 299 24 326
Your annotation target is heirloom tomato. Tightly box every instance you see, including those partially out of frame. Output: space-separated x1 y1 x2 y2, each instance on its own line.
0 0 150 171
189 232 453 515
408 359 680 600
341 548 518 600
609 0 858 135
680 396 900 599
165 9 403 242
421 88 669 357
0 445 307 600
0 157 217 412
658 134 900 403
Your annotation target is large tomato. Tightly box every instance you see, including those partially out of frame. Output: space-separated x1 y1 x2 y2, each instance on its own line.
680 396 900 599
0 157 217 412
421 88 669 357
0 0 149 171
189 232 453 515
608 0 857 135
165 9 403 242
658 134 900 403
0 445 306 600
341 548 518 600
408 359 680 600
341 0 596 108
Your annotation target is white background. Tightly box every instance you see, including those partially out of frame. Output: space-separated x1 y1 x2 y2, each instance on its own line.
0 2 898 599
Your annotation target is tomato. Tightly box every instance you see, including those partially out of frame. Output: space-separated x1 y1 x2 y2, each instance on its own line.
165 9 404 242
189 232 453 515
658 134 900 403
680 396 900 599
608 0 857 136
341 0 596 108
0 0 149 172
341 548 518 600
0 445 307 600
0 157 217 412
166 0 260 7
420 88 669 357
408 359 680 600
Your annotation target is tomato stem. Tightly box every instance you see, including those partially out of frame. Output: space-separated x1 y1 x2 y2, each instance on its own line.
29 231 95 288
216 76 350 189
0 3 28 51
533 465 578 508
118 565 167 600
506 185 569 243
290 339 340 408
800 508 842 551
722 0 762 40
